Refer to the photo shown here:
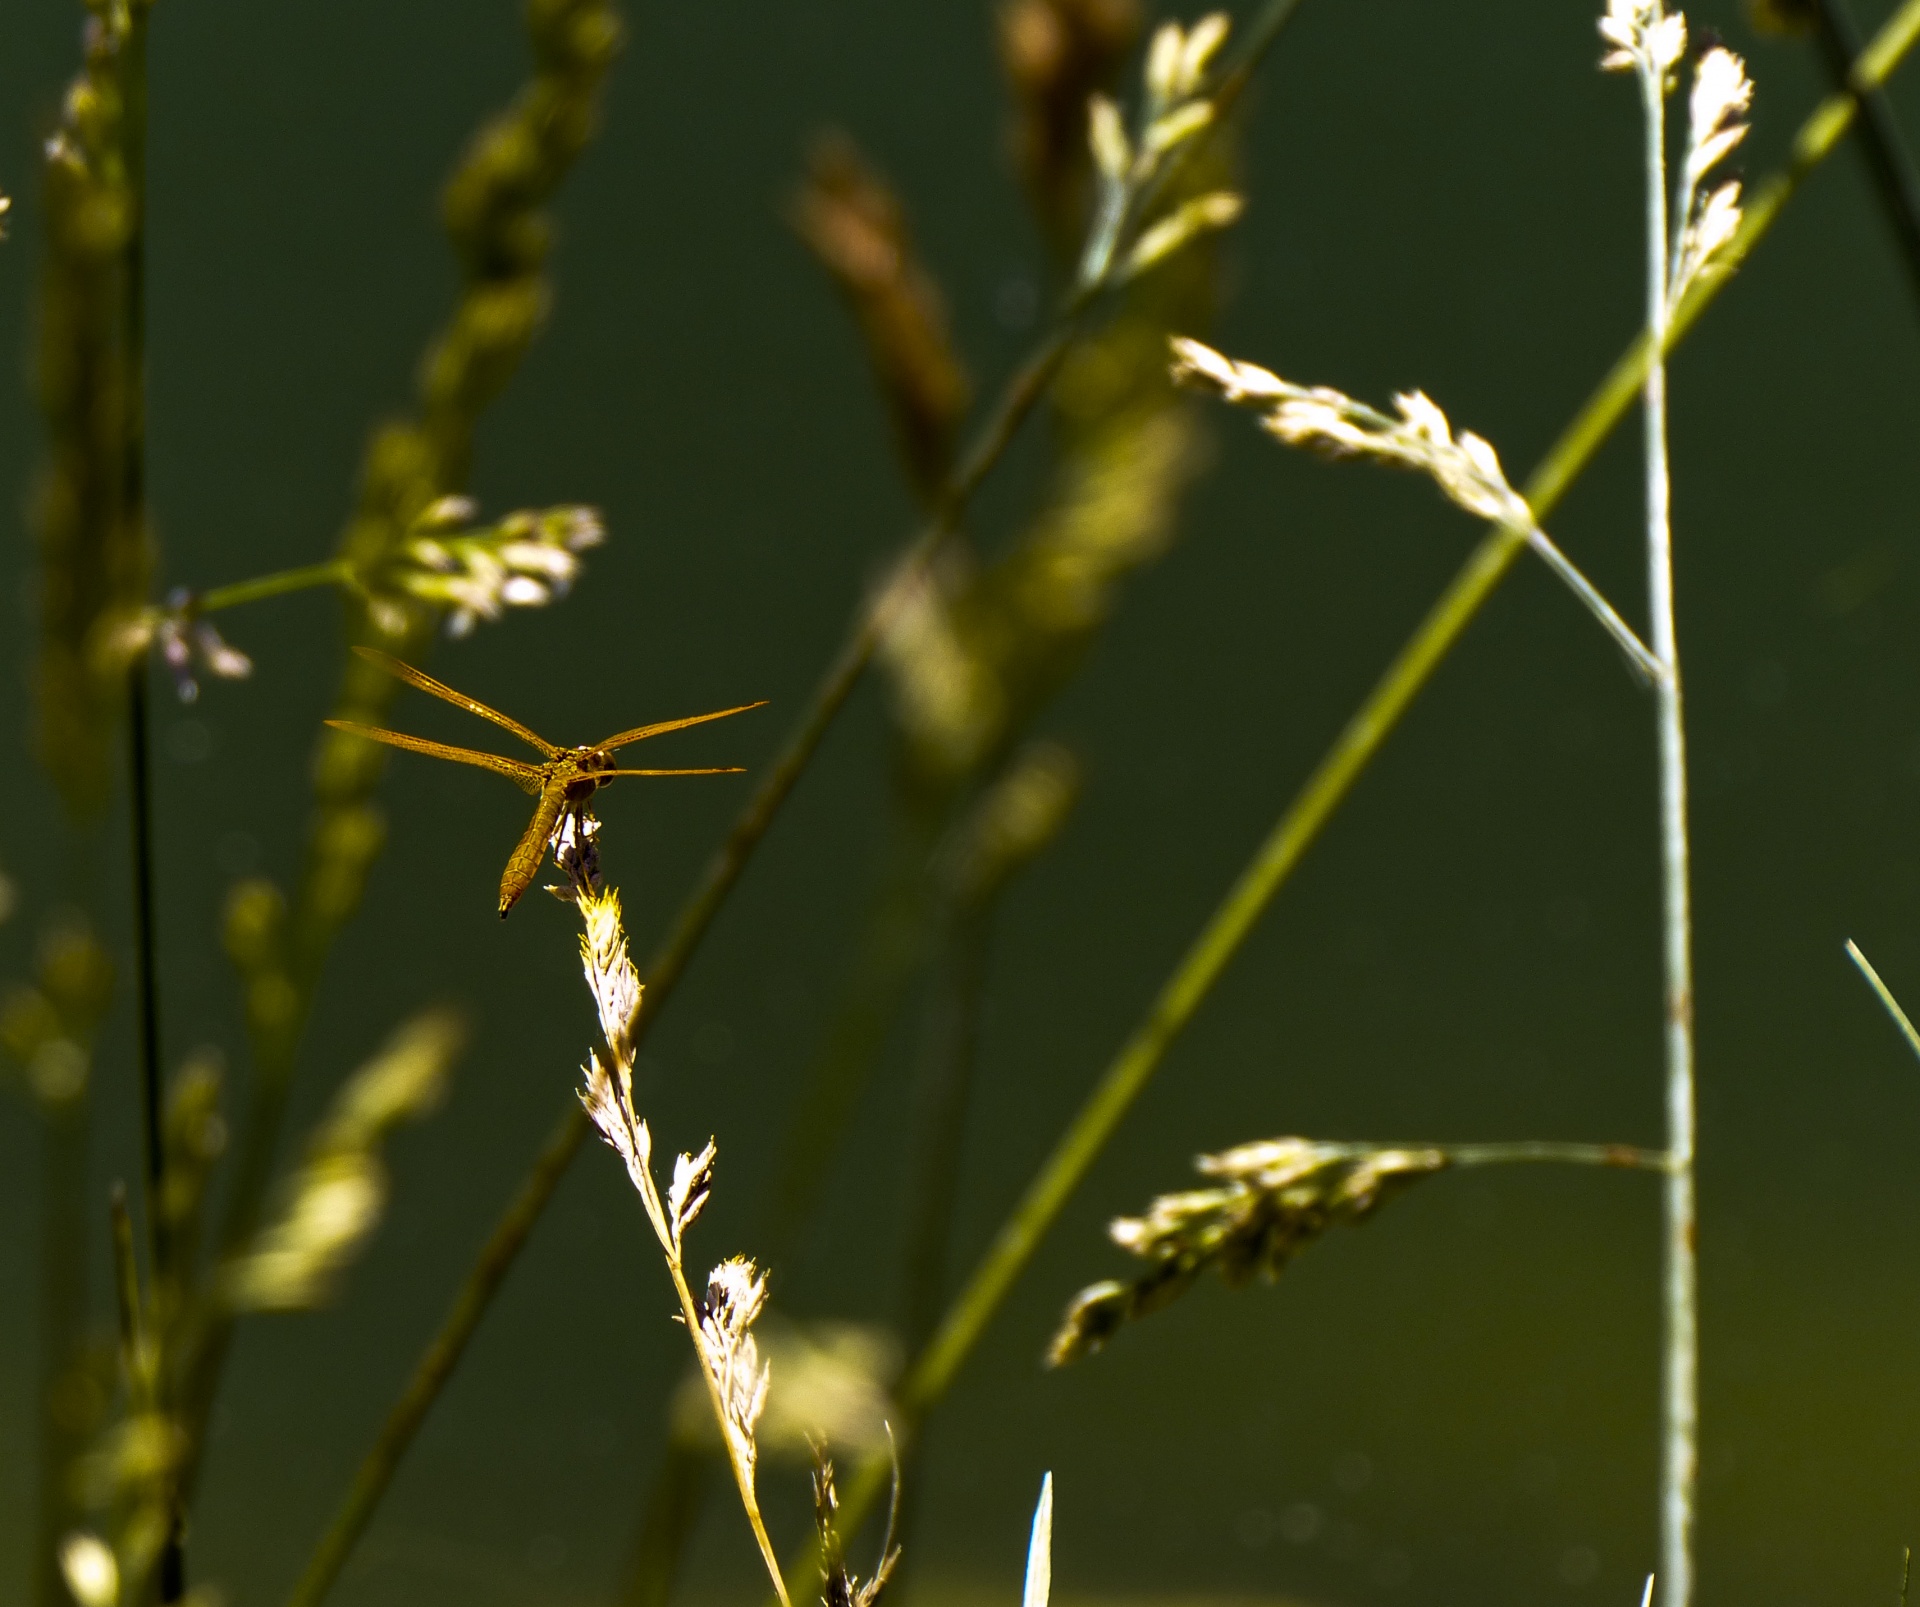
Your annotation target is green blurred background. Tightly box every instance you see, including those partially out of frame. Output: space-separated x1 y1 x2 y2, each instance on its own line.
5 1 1920 1604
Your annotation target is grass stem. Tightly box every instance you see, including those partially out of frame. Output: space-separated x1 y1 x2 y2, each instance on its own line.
31 1095 89 1607
196 559 354 614
1631 26 1697 1607
1845 939 1920 1061
1442 1140 1669 1170
127 666 164 1283
115 3 187 1591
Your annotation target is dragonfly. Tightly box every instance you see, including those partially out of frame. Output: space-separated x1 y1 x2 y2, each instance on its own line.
328 646 764 917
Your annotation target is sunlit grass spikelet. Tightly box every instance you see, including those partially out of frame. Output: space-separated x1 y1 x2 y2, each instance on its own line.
1168 337 1665 682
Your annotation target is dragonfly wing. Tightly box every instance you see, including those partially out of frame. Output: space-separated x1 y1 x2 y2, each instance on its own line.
351 645 561 757
325 721 545 794
597 767 747 777
499 788 568 917
596 701 768 752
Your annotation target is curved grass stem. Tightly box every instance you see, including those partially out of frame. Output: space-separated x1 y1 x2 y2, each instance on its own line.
1846 939 1920 1061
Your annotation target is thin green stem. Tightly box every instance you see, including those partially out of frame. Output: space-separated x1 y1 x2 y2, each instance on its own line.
115 0 186 1591
1845 940 1920 1061
196 559 354 615
797 6 1920 1563
885 907 992 1576
281 1101 582 1607
31 1095 88 1607
128 667 163 1280
116 0 164 1298
1634 28 1696 1607
1521 525 1662 685
1442 1140 1670 1171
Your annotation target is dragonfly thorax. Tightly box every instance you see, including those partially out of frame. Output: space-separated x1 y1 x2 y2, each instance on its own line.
561 746 616 800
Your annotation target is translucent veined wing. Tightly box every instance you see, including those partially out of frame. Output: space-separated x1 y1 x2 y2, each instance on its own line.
595 767 747 778
325 720 545 794
594 700 768 753
350 645 561 757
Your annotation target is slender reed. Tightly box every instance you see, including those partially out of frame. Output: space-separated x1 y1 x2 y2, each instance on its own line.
1639 30 1696 1607
113 0 166 1308
803 2 1920 1554
1603 10 1757 1595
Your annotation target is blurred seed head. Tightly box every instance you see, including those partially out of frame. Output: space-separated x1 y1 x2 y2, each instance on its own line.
1746 0 1813 33
369 499 605 638
223 1008 464 1311
997 0 1142 252
792 134 971 498
938 742 1081 909
59 1533 118 1607
677 1318 897 1462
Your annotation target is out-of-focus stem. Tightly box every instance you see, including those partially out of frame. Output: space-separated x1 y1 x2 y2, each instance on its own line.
1808 0 1920 302
32 1096 88 1607
197 559 353 614
114 0 187 1593
884 907 991 1583
620 1442 710 1607
901 910 992 1352
761 796 943 1260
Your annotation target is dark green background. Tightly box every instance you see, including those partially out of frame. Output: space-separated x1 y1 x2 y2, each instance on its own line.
6 1 1920 1604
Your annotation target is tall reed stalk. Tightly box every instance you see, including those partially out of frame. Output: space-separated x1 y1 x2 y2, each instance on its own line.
1632 23 1697 1605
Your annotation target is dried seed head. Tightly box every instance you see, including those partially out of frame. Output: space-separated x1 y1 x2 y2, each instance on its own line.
1671 45 1753 301
813 1447 901 1607
1170 337 1532 531
578 881 642 1067
1599 0 1686 78
698 1256 773 1475
1047 1138 1448 1365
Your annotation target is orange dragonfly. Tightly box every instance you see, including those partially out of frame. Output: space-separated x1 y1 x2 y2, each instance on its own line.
328 646 763 917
